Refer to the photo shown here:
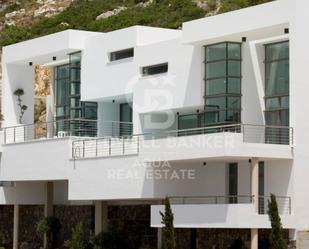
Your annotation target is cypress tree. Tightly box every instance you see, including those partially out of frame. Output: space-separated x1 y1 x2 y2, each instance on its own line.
160 197 176 249
267 193 287 249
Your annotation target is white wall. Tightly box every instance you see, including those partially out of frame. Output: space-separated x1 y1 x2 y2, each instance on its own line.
289 0 309 230
151 204 295 229
0 138 71 181
182 0 291 44
68 155 154 200
81 26 181 102
2 64 35 126
0 181 69 205
134 39 204 115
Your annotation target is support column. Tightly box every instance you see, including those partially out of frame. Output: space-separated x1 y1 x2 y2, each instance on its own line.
13 205 19 249
251 228 258 249
44 181 53 217
251 158 259 213
157 228 162 249
251 158 259 249
95 201 108 235
44 182 53 248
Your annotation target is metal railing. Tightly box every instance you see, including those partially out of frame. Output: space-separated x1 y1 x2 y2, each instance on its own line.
168 195 291 215
3 119 133 144
169 195 254 205
72 135 139 159
242 124 293 145
258 195 291 215
100 121 133 137
70 123 293 159
142 123 293 145
3 119 97 144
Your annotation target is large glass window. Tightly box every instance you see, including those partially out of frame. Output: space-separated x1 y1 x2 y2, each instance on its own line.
204 42 242 125
55 64 70 119
55 52 97 136
265 41 289 127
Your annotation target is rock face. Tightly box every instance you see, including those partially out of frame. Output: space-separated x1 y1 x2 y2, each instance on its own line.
96 6 128 20
34 0 73 18
0 0 72 30
34 66 51 97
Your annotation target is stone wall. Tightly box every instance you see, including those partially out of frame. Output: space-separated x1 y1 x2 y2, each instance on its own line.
0 204 158 249
108 205 157 249
54 205 94 244
197 228 251 249
0 205 13 248
19 205 44 249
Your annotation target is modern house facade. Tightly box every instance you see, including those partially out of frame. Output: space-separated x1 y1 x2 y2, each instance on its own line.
0 0 308 248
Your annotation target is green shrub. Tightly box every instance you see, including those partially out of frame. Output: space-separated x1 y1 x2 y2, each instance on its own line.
37 216 61 249
64 222 87 249
267 194 287 249
92 229 135 249
219 0 273 13
160 197 176 249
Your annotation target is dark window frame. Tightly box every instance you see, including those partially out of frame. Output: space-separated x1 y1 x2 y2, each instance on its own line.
264 40 289 126
110 48 134 62
142 63 168 76
204 42 242 125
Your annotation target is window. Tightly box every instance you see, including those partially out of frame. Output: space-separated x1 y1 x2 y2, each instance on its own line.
264 41 289 144
55 52 97 136
228 163 238 203
110 48 134 61
55 64 70 119
120 103 133 136
204 42 242 125
142 63 168 76
178 113 204 136
0 181 15 187
259 162 265 214
265 41 289 126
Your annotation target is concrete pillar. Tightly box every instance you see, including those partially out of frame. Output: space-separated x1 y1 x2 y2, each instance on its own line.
13 205 19 249
44 182 53 248
44 181 53 217
251 228 258 249
251 158 259 213
95 201 108 235
157 228 162 249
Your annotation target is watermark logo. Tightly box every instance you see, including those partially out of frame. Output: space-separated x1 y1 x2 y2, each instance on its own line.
125 73 177 130
107 159 196 181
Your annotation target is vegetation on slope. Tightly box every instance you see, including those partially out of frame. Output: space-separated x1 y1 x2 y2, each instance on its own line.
220 0 273 13
0 0 273 47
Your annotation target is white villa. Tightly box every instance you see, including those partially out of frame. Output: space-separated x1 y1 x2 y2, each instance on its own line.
0 0 307 248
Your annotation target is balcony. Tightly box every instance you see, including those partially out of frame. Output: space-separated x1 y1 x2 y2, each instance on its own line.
140 124 294 161
69 123 293 160
2 121 293 161
2 119 133 144
151 195 293 229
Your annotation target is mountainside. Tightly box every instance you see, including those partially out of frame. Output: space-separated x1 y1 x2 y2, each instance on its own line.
0 0 272 47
